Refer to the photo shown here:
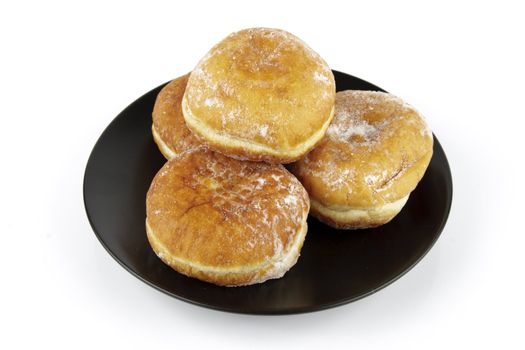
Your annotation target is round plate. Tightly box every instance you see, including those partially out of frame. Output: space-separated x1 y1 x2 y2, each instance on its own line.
84 71 452 314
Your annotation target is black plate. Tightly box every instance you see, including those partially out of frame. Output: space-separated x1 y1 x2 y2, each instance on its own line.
84 71 452 314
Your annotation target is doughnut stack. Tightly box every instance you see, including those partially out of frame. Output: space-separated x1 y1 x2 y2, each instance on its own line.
147 28 433 286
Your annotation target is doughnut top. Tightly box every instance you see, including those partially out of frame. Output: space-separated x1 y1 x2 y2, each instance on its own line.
151 73 202 157
290 90 433 208
146 149 309 271
183 28 335 162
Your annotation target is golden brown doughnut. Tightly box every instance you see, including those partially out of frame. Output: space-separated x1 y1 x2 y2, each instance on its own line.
182 28 335 164
146 149 310 286
151 73 203 159
289 90 433 229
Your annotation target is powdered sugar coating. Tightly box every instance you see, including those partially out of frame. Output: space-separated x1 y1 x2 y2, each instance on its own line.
325 92 418 147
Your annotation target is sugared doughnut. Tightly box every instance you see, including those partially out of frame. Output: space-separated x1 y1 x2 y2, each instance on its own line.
151 73 203 159
182 28 335 164
146 149 310 286
289 91 433 229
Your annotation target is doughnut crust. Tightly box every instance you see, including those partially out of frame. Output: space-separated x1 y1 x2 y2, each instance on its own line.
151 73 203 159
146 149 310 286
289 91 433 229
182 28 335 164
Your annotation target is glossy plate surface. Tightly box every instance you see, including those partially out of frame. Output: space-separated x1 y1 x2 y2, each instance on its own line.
84 71 453 314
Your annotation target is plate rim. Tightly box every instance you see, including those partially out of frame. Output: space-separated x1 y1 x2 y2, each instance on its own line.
83 70 453 315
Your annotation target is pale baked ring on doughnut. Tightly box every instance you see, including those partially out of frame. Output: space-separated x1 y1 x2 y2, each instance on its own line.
146 149 310 286
289 90 433 229
151 73 203 159
182 28 335 164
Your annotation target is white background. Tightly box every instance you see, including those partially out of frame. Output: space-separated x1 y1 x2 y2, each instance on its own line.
1 1 524 348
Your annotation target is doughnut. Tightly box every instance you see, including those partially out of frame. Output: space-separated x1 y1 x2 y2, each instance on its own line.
146 149 310 286
151 73 203 159
289 90 433 229
182 28 335 164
